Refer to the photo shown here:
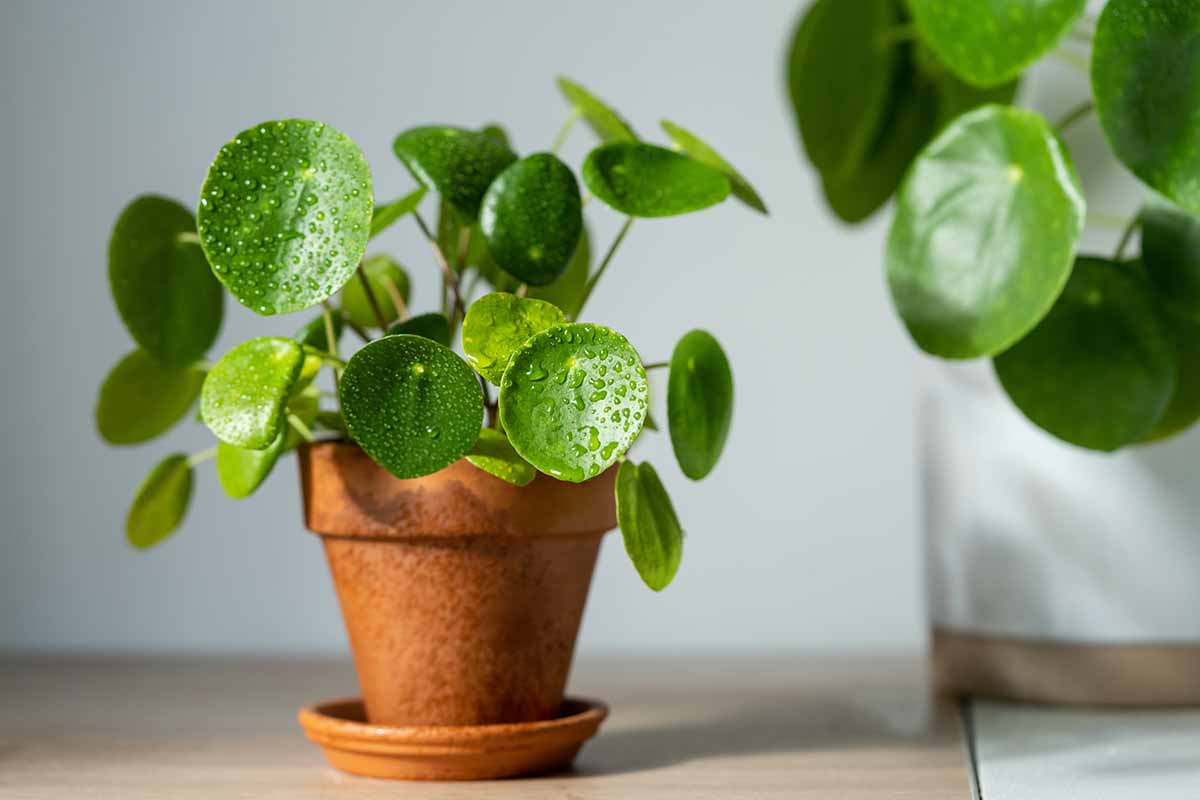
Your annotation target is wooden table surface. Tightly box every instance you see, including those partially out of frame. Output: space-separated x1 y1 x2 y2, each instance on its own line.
0 655 973 799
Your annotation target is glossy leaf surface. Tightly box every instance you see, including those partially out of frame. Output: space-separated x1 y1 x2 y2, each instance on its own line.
583 143 730 217
126 453 192 549
392 126 517 220
96 350 204 445
667 330 734 480
201 337 305 449
556 76 637 142
387 312 451 346
466 428 536 487
462 293 565 385
616 460 683 591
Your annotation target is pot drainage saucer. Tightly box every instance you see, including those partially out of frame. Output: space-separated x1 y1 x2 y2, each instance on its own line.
298 696 608 781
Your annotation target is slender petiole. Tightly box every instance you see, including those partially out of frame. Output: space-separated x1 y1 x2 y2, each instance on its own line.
187 447 217 467
642 361 668 371
1113 212 1141 262
288 414 316 443
413 210 466 326
356 263 389 330
552 107 582 154
575 216 634 320
1055 101 1094 133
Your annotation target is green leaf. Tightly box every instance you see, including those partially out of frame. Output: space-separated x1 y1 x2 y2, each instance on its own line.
466 428 537 486
499 323 648 482
96 350 204 445
1093 0 1200 213
387 312 451 346
556 76 637 142
197 119 373 315
1140 203 1200 319
370 186 427 238
339 335 484 479
201 337 305 449
528 225 590 318
1144 305 1200 442
108 195 224 366
667 330 734 480
994 257 1175 452
616 460 683 591
660 120 767 215
911 0 1085 88
886 105 1086 358
785 0 901 179
126 453 192 549
480 124 512 149
462 292 565 385
583 142 731 217
392 126 517 220
294 310 343 352
216 431 286 499
340 253 410 329
438 199 467 272
480 153 583 286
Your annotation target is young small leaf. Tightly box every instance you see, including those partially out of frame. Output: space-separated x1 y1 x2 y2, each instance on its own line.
370 187 427 238
108 195 223 366
392 126 517 220
201 337 305 449
462 292 565 385
340 253 410 328
616 460 683 591
339 335 483 479
126 453 193 549
197 119 373 315
294 310 343 351
466 428 537 487
499 323 648 482
216 432 286 499
387 312 451 346
994 257 1175 452
583 142 730 217
660 121 767 214
96 350 204 445
886 105 1086 358
480 153 583 286
668 330 734 480
556 76 637 142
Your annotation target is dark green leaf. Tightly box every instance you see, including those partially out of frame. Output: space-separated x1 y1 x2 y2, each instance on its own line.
392 126 517 220
294 310 343 352
198 119 373 315
583 143 730 217
480 153 583 286
201 337 305 449
1140 202 1200 319
340 253 410 328
339 335 483 479
370 187 427 238
886 105 1086 358
528 225 590 318
387 312 451 346
108 195 223 366
216 432 286 499
660 120 767 214
556 76 637 142
126 453 192 549
911 0 1085 88
994 257 1174 451
462 292 565 385
96 350 204 445
616 460 683 591
667 330 734 480
499 323 648 482
480 124 512 149
466 428 536 486
1144 304 1200 442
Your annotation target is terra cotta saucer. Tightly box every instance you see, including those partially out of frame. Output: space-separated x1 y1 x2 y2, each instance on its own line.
298 696 608 781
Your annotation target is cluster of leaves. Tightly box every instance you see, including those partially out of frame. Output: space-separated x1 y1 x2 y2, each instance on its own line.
97 78 763 590
788 0 1200 452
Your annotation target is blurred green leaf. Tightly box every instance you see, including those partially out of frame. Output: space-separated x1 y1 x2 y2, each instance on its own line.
96 350 204 445
583 142 730 217
616 460 683 591
341 253 410 329
217 432 286 499
370 187 427 238
388 312 451 346
660 120 767 214
668 330 734 480
556 76 637 142
528 225 590 318
294 310 343 352
1141 202 1200 319
466 428 536 486
126 453 192 549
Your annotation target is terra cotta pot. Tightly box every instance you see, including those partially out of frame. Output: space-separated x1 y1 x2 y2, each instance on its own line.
297 441 617 726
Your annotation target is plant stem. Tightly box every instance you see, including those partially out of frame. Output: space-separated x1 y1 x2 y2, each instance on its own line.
380 274 408 322
322 305 340 395
324 300 370 344
356 263 389 331
288 414 316 443
187 447 217 467
176 231 202 246
575 217 634 320
1113 213 1141 262
1051 47 1089 73
413 210 466 326
878 22 918 46
551 108 582 154
642 361 668 371
1055 101 1094 133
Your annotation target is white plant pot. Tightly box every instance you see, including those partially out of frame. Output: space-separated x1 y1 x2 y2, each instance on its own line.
923 360 1200 705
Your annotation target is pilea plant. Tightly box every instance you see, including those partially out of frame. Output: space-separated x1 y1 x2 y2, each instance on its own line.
788 0 1200 452
97 77 763 590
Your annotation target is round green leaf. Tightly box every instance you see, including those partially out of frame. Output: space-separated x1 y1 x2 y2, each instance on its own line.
108 195 224 366
660 120 767 215
340 253 410 328
785 0 900 179
1141 202 1200 319
583 143 731 217
387 312 451 346
480 153 583 286
886 105 1086 358
1144 305 1200 442
667 330 734 480
201 337 305 449
994 257 1175 452
339 335 483 479
370 186 427 238
96 350 204 445
462 293 565 385
499 323 648 483
294 310 343 351
528 225 590 318
556 76 637 143
616 460 683 592
198 119 372 315
911 0 1085 88
466 428 536 487
1093 0 1200 213
216 433 286 499
392 126 517 221
126 453 192 549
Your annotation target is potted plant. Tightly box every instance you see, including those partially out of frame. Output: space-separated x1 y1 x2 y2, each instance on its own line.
96 77 762 778
787 0 1200 704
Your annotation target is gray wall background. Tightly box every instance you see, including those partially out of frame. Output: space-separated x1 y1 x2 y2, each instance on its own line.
0 0 1110 655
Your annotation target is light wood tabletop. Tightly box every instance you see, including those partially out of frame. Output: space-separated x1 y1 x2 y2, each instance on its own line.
0 655 973 799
